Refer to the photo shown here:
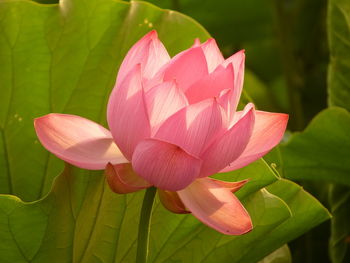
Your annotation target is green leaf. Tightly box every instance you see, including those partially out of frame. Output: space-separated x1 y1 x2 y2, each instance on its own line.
0 0 209 201
258 245 292 263
328 0 350 110
280 107 350 186
329 184 350 263
0 163 330 263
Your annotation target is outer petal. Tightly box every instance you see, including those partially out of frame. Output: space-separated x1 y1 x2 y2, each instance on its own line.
158 190 190 214
155 99 225 157
117 30 170 85
34 114 127 170
222 111 288 172
132 139 202 191
107 65 151 160
162 46 209 92
105 163 151 194
208 178 249 193
145 80 188 134
200 38 225 73
178 178 252 235
185 64 234 104
199 104 255 177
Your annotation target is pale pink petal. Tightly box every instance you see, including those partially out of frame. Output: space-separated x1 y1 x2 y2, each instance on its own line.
105 163 151 194
155 99 225 157
107 65 151 160
200 38 225 73
117 30 170 85
221 50 245 111
217 89 235 126
34 114 127 170
132 139 202 191
208 178 249 193
163 46 209 93
185 64 234 104
199 104 255 177
158 190 190 214
145 80 188 134
178 178 252 235
222 111 288 172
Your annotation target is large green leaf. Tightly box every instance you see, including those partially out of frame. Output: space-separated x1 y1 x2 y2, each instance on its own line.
0 0 209 201
328 0 350 110
0 162 330 263
280 107 350 186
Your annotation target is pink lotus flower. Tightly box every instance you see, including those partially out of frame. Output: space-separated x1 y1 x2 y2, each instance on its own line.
34 31 288 235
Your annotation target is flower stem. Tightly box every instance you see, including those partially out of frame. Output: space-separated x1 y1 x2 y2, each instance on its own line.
136 187 157 263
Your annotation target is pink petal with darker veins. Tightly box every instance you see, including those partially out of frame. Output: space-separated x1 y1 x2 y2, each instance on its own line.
132 139 202 191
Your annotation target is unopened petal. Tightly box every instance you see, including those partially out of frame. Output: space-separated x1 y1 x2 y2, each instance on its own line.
34 114 127 169
162 46 209 92
132 139 202 191
105 163 151 194
107 65 151 160
200 38 225 73
222 111 288 172
145 80 188 134
221 50 245 111
117 30 170 85
178 178 252 235
185 64 234 104
155 99 225 157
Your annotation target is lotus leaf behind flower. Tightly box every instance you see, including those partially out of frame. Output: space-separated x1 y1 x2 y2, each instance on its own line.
34 31 288 235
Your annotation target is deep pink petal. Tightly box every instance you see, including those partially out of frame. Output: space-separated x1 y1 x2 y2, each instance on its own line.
199 104 255 177
222 111 288 172
132 139 202 191
145 80 188 134
107 65 151 160
117 30 170 85
178 178 252 235
105 163 151 194
185 64 234 104
200 38 225 73
158 190 190 214
155 99 225 157
162 46 209 92
34 114 127 170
